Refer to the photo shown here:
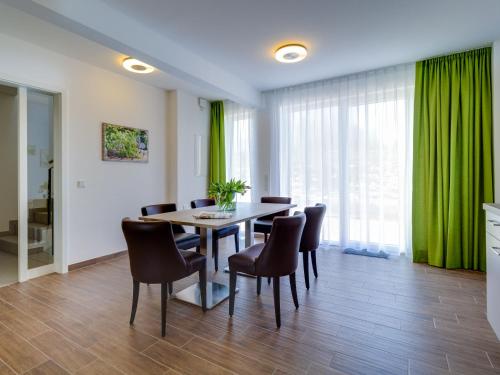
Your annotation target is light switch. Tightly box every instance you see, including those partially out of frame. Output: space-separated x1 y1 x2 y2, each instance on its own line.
77 180 86 188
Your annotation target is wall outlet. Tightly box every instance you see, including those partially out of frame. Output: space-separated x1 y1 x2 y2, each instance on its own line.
76 180 86 188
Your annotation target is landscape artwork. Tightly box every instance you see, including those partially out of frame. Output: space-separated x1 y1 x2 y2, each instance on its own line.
102 123 149 162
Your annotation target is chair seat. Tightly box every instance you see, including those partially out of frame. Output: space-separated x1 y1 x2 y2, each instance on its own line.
174 233 200 250
253 219 273 234
180 250 206 273
228 243 265 275
214 224 239 239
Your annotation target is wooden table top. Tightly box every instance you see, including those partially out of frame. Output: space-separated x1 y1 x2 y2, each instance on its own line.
139 202 297 229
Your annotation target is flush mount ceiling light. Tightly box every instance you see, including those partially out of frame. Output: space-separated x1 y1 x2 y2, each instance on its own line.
122 57 155 74
274 44 308 63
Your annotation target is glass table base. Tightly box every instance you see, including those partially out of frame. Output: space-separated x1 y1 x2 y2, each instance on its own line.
174 281 238 309
223 266 257 278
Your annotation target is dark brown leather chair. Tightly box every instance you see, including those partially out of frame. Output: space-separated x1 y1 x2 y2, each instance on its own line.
191 198 239 271
141 204 200 251
255 196 292 285
300 204 326 289
228 213 306 328
122 218 207 337
254 196 292 242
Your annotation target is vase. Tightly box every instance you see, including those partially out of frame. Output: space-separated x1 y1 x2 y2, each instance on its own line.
216 192 237 211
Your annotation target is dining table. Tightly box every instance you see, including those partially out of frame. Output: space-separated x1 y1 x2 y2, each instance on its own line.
140 202 296 309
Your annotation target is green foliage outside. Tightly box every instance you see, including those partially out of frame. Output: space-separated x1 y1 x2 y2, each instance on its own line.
104 124 148 160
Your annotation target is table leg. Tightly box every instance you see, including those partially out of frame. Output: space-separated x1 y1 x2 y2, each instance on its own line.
175 227 234 309
245 219 255 247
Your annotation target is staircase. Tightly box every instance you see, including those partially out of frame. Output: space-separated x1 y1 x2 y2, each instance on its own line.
0 206 53 256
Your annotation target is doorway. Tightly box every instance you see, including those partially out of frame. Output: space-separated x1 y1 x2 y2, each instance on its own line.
0 84 18 286
0 83 62 286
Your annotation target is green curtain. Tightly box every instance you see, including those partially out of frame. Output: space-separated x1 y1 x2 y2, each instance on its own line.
209 101 226 184
412 47 493 271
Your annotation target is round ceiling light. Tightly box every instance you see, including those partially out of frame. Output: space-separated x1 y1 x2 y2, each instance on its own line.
122 57 155 74
274 44 307 63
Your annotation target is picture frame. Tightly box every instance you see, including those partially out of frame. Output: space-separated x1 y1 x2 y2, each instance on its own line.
101 123 149 162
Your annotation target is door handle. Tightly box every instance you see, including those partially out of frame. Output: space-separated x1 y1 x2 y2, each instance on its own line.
491 247 500 256
488 220 500 227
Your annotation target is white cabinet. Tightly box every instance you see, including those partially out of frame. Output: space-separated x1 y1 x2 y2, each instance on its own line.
484 204 500 340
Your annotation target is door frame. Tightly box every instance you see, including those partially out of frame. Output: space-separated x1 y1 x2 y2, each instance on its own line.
1 73 68 281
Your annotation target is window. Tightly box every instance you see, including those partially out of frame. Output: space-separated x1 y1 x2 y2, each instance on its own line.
267 64 415 254
224 102 255 202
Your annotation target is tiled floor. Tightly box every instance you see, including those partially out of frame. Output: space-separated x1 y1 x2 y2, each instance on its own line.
0 250 54 288
0 238 499 374
0 251 17 287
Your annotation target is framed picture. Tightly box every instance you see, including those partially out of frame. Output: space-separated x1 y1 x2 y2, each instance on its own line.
102 123 149 162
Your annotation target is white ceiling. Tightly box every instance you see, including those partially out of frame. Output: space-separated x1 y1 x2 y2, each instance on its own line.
1 0 261 105
101 0 500 91
0 1 236 101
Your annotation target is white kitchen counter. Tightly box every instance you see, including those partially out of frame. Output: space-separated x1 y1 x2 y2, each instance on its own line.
483 203 500 340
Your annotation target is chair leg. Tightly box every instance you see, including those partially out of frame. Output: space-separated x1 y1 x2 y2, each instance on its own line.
234 233 239 253
266 233 271 285
160 282 168 337
229 270 237 316
213 239 219 272
311 250 318 278
257 276 262 295
199 267 207 312
272 277 281 328
303 251 310 290
130 280 139 325
290 273 299 309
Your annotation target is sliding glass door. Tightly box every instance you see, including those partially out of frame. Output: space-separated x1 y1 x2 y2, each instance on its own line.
26 89 55 270
15 86 60 281
267 64 415 254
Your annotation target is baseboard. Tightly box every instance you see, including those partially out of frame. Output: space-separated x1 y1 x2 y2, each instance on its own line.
68 250 128 271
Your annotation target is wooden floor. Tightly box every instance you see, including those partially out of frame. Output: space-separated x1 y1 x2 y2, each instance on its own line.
0 238 499 375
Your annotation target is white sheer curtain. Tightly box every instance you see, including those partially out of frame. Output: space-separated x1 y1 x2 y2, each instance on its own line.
224 101 256 202
266 64 415 255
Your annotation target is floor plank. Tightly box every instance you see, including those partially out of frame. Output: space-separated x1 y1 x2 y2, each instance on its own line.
29 330 96 372
24 360 70 375
0 330 47 373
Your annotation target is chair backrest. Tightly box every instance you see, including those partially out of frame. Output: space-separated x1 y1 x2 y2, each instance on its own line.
259 196 292 221
191 198 216 209
256 213 306 277
300 204 327 252
141 203 185 234
121 218 188 283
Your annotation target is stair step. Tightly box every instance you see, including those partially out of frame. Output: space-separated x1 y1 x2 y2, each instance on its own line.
7 219 51 240
34 211 49 225
0 235 45 255
9 220 17 235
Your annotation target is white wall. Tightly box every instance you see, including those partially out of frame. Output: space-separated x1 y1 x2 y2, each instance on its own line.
493 41 500 201
0 32 168 265
167 90 210 209
0 87 17 232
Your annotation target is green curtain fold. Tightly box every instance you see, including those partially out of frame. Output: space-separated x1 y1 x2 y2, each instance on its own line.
412 47 493 271
209 101 226 185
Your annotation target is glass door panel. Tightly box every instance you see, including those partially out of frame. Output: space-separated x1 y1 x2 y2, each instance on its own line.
26 89 54 269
